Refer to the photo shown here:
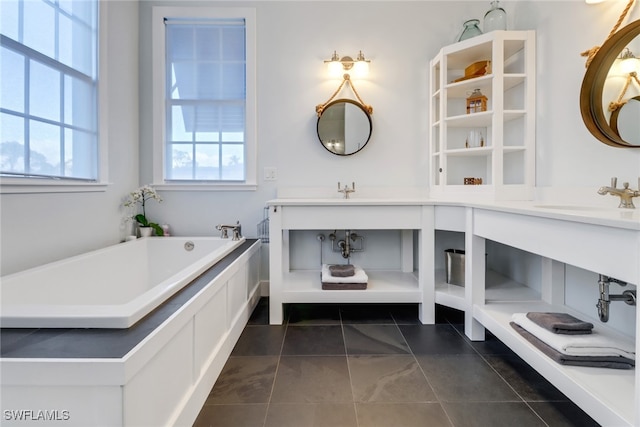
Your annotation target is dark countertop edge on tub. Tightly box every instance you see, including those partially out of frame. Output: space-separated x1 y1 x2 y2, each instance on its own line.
0 239 260 359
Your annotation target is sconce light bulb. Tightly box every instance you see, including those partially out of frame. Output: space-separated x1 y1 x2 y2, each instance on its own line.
621 57 640 75
328 61 343 78
352 60 369 78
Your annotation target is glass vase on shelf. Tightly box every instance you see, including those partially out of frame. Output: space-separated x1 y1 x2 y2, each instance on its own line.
457 19 482 42
483 1 507 32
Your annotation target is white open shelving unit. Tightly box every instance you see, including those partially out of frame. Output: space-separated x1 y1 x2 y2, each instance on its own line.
429 30 536 201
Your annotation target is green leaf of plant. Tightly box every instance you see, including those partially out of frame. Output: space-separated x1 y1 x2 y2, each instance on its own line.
134 214 149 226
150 223 164 236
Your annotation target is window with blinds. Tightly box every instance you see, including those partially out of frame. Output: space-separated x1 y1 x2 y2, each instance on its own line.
164 18 246 182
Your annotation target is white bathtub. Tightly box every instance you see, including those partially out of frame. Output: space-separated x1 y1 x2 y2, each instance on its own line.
0 236 244 328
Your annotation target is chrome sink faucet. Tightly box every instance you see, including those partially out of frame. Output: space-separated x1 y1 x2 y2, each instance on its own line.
597 177 640 209
338 182 355 199
215 221 242 240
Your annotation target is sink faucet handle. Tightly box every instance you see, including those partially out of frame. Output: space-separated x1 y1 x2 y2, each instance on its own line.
215 224 229 238
611 177 618 188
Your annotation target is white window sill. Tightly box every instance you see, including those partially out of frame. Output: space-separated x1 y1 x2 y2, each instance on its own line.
153 182 257 192
0 178 109 194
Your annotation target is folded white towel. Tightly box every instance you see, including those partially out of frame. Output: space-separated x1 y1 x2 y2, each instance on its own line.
321 264 368 283
512 312 635 360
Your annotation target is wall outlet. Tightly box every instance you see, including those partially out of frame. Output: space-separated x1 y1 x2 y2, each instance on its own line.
264 167 277 181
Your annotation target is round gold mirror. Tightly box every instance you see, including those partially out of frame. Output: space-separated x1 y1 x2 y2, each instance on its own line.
317 99 372 155
580 19 640 148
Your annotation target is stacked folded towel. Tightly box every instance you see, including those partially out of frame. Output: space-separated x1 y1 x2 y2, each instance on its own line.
321 264 368 290
526 312 594 335
329 264 355 277
510 312 635 369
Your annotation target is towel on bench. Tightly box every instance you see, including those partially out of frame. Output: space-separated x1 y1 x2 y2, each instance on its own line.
511 322 634 369
526 312 594 335
329 264 355 277
321 264 368 290
512 313 635 360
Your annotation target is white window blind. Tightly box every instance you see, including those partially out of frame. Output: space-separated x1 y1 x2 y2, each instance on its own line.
0 0 98 181
164 18 246 182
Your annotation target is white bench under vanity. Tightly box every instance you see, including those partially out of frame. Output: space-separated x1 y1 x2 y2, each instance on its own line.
267 192 639 426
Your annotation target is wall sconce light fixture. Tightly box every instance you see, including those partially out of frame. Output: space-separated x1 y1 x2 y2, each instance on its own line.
325 51 371 78
581 0 635 67
619 47 640 74
609 47 640 112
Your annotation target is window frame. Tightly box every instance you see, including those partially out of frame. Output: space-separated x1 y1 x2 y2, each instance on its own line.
0 0 107 194
151 6 257 191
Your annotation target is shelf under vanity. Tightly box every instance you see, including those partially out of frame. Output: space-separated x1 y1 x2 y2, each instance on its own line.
280 270 420 304
267 196 639 426
475 301 636 426
435 268 540 311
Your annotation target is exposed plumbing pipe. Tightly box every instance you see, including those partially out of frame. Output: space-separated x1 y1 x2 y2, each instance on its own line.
317 234 325 265
328 230 364 260
596 274 636 322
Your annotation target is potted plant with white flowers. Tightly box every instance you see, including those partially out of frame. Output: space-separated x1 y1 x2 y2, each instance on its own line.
123 185 164 237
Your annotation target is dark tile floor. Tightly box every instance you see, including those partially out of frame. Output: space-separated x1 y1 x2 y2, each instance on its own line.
194 299 600 427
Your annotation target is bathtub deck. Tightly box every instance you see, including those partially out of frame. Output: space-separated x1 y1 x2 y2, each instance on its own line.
0 239 259 359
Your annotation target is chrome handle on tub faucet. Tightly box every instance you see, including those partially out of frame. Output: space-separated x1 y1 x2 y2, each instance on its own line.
215 221 242 240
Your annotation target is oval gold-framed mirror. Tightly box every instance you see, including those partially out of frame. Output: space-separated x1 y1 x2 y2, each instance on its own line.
317 99 373 156
580 19 640 148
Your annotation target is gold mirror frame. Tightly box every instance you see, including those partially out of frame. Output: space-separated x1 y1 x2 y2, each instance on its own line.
317 99 373 156
580 19 640 148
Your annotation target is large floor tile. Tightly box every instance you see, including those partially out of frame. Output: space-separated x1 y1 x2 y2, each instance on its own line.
485 353 569 402
288 304 342 325
206 356 278 404
434 305 465 324
399 324 476 355
247 298 270 325
528 401 601 427
193 403 267 427
356 402 453 427
465 329 515 355
416 354 520 402
388 304 422 325
349 355 436 403
265 403 358 427
443 402 547 427
231 326 285 356
340 304 395 324
270 355 353 403
344 324 410 355
282 325 345 355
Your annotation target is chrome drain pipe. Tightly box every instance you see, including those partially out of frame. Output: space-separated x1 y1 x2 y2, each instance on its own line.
596 274 636 322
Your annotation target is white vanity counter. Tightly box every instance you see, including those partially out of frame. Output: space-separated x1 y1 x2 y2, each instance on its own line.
267 196 639 426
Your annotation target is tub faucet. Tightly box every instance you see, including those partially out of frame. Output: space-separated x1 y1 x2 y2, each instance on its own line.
597 177 640 209
216 221 242 240
338 182 355 199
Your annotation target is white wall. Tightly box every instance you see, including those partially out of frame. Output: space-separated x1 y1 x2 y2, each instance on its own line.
2 0 639 277
1 1 140 275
